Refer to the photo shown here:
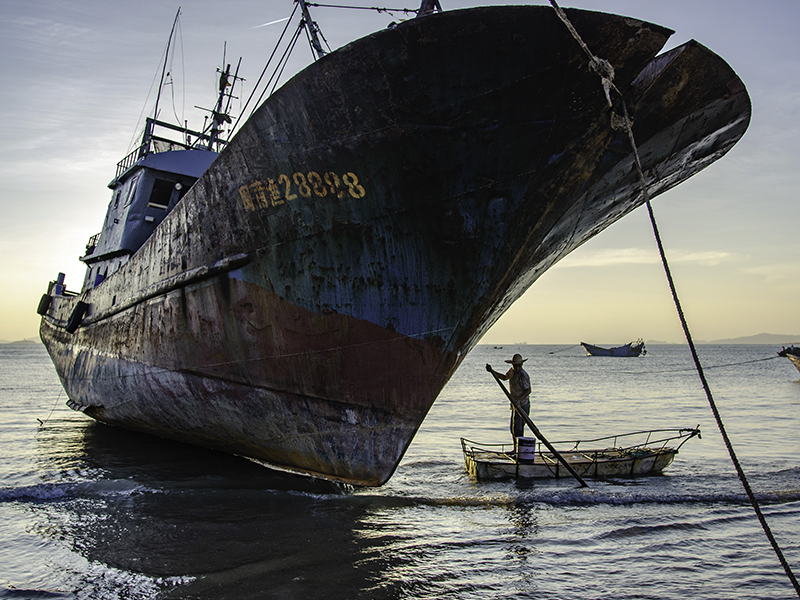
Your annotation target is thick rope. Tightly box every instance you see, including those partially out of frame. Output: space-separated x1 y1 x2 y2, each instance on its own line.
548 2 800 595
638 146 800 598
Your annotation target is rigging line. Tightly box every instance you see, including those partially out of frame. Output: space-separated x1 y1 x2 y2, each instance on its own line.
252 20 303 116
153 9 182 125
167 18 185 126
128 32 176 152
127 8 184 155
178 18 185 126
547 2 800 596
169 78 182 127
233 3 299 132
616 355 781 376
168 16 186 127
37 388 63 429
548 344 580 354
306 3 417 13
263 25 305 104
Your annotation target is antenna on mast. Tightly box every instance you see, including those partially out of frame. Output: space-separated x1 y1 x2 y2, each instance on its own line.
194 43 244 152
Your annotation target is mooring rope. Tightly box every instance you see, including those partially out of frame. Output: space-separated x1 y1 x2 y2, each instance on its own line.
37 387 63 428
616 355 780 376
548 343 581 354
547 1 800 595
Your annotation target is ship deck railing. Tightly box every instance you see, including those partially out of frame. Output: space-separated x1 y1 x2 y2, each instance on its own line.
83 232 101 257
115 117 228 179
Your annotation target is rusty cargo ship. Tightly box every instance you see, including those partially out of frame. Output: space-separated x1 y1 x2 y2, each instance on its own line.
37 2 750 486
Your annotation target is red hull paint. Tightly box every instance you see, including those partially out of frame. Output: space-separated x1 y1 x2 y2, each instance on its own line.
42 277 457 485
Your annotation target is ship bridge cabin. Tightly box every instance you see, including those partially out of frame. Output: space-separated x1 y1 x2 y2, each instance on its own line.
79 117 222 293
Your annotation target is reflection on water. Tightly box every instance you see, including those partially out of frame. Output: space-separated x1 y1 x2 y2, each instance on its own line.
3 344 800 599
33 419 383 598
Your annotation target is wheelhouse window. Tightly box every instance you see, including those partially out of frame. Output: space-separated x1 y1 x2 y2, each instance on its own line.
148 178 176 210
123 173 141 207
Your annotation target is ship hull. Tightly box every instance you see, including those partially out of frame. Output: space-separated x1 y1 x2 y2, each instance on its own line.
40 6 750 485
581 342 644 357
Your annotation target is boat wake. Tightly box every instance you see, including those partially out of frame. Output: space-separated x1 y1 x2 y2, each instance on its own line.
319 483 800 511
0 479 157 503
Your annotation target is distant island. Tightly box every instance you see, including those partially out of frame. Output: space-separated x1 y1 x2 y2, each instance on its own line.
0 338 41 345
622 334 798 345
706 333 800 345
630 334 799 345
483 333 800 346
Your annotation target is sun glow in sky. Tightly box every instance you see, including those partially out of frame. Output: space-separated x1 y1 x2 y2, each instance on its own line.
1 0 798 344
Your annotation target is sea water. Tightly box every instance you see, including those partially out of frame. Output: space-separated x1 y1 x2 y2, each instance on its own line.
1 342 799 599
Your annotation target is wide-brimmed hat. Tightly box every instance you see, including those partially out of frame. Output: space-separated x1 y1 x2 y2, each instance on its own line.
505 353 527 365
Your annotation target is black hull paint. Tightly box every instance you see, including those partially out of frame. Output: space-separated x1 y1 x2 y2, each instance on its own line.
40 7 750 485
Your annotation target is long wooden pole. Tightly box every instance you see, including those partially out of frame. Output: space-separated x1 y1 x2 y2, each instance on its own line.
488 368 589 488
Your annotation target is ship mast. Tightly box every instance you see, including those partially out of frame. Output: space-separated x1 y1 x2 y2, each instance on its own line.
297 0 327 60
153 8 181 125
134 8 182 162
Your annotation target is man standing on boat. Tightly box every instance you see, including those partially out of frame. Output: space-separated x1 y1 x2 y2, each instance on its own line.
486 354 531 440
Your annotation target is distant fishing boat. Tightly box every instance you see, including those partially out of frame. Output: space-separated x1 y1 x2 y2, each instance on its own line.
778 346 800 373
461 428 700 480
581 340 646 357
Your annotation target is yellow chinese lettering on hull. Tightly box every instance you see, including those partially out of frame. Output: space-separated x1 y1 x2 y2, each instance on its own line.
239 171 366 211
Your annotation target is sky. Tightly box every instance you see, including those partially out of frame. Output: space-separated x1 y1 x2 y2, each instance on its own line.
1 0 798 345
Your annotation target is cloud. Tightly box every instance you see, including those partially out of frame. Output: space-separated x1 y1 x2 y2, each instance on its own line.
558 248 733 268
673 251 735 266
252 17 291 29
742 262 800 283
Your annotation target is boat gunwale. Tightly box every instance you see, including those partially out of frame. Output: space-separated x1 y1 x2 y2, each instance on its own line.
462 426 700 455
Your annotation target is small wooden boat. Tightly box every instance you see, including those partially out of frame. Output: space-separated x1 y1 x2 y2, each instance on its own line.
581 339 646 357
778 346 800 374
461 427 700 480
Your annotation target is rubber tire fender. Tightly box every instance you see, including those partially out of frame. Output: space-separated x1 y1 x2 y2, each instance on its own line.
65 301 89 334
36 294 52 316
